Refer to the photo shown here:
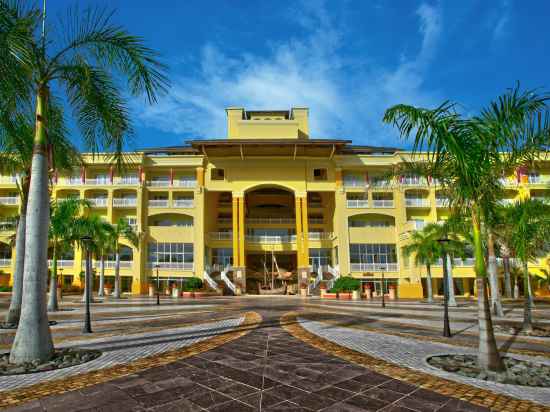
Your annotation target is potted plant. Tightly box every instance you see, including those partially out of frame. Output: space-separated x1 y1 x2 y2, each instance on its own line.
182 277 202 298
172 282 180 298
319 282 327 298
332 276 360 300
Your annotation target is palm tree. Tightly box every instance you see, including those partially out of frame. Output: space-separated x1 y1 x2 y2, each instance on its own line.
1 107 79 324
383 85 550 372
402 225 439 302
501 199 550 331
47 198 90 311
111 218 139 298
3 2 168 364
94 222 116 297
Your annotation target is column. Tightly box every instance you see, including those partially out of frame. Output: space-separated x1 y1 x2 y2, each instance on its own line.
232 194 246 294
296 195 310 287
232 196 240 267
193 187 205 281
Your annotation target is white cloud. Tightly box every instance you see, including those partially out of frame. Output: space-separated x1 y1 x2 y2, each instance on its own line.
134 2 443 147
491 0 511 41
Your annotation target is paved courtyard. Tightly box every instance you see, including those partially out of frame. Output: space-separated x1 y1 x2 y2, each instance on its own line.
0 294 549 411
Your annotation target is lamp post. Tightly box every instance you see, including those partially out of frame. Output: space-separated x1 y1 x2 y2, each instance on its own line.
155 264 160 306
379 264 386 309
437 236 451 338
58 267 64 301
81 235 92 333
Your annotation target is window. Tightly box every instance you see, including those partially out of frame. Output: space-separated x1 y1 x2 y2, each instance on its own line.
349 244 397 264
309 248 331 269
313 168 327 181
212 248 233 266
148 243 193 268
211 168 225 180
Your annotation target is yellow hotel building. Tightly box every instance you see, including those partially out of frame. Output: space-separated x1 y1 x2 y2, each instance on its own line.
0 107 549 297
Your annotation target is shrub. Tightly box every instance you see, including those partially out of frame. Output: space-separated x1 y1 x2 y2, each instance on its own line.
184 277 203 291
331 277 361 293
0 285 12 292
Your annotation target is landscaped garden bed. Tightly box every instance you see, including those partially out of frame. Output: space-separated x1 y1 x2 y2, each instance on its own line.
0 348 101 375
427 354 550 387
493 324 550 338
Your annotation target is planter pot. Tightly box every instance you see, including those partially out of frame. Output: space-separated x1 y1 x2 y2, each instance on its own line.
338 292 352 300
172 287 180 298
182 291 195 298
320 289 327 298
389 288 397 300
364 289 372 300
148 285 155 297
352 290 361 300
104 287 112 296
300 288 308 297
323 293 337 299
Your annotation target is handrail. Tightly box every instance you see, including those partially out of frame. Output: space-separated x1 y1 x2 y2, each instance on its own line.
220 264 236 294
308 265 324 295
203 270 220 291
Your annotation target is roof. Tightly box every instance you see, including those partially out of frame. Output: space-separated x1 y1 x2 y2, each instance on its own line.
187 138 351 147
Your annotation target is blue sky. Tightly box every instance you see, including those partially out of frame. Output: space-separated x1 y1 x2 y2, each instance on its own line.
46 0 549 149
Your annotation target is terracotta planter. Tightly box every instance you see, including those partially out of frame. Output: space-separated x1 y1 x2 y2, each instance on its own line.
323 293 337 299
338 292 352 300
352 290 361 300
182 291 194 298
364 289 372 300
164 288 171 296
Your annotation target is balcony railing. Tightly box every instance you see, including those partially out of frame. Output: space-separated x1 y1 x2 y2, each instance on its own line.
308 218 324 224
147 179 170 187
209 232 233 240
0 220 16 231
0 258 11 267
217 218 232 225
436 198 450 207
401 176 425 186
531 197 550 204
173 199 194 208
94 260 132 269
0 176 17 184
114 176 139 185
498 199 516 206
435 258 475 266
113 198 137 207
307 232 334 240
88 198 108 207
498 178 517 187
149 199 169 208
308 202 323 208
405 198 430 207
372 199 394 208
346 199 369 208
86 178 110 185
0 197 18 205
246 217 295 224
343 179 366 188
172 179 197 188
61 177 82 185
350 263 399 272
48 260 74 268
527 175 550 184
370 179 392 188
246 235 296 243
148 262 193 270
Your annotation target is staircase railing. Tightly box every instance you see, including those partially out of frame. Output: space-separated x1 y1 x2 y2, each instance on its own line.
308 265 324 295
203 268 220 291
220 264 236 294
326 264 340 290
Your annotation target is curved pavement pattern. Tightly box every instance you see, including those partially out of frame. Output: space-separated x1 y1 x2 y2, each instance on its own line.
299 317 550 407
4 304 493 411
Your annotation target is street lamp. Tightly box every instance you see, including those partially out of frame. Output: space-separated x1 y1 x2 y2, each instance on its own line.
155 264 160 306
379 263 386 309
81 235 93 333
437 236 452 338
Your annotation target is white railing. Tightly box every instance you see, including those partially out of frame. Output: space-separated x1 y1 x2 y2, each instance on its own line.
0 258 11 267
307 232 333 240
48 260 74 268
173 199 194 208
326 264 340 290
221 265 236 294
531 197 550 204
434 258 475 266
99 260 132 269
436 198 450 207
372 199 394 208
498 178 517 187
0 220 16 231
148 262 194 270
498 199 515 206
203 269 220 291
209 232 233 240
408 220 426 230
0 197 18 205
308 265 324 295
113 198 137 207
114 176 139 185
173 179 197 188
350 263 399 272
62 177 82 185
246 217 295 224
88 198 108 207
401 176 425 186
405 198 430 207
149 199 169 208
147 179 170 187
246 235 296 243
346 199 369 208
370 179 392 188
343 179 366 188
86 178 110 185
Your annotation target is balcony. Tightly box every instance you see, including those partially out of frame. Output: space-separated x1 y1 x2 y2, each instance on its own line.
246 235 296 243
531 196 550 204
48 260 74 268
307 232 334 240
88 198 108 207
407 220 426 231
435 258 475 266
246 217 295 225
217 217 232 225
61 177 82 185
209 232 233 241
149 199 169 208
350 263 399 272
308 218 324 224
86 177 110 185
527 175 550 185
147 179 170 187
113 198 137 207
114 176 139 185
94 260 132 269
0 197 18 205
436 198 450 208
343 179 366 188
0 258 11 267
173 199 194 208
372 199 394 208
172 179 197 188
148 262 194 271
498 178 517 187
346 199 369 208
405 198 430 208
401 176 425 186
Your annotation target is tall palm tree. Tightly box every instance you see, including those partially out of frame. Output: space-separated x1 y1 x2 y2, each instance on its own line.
1 107 79 324
94 221 116 297
501 199 550 331
384 85 550 372
111 218 139 298
47 198 90 311
2 2 168 364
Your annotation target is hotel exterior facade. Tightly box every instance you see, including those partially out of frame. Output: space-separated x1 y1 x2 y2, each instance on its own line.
0 107 549 297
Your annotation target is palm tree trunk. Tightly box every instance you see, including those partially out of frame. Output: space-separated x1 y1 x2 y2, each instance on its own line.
445 255 457 306
9 87 55 364
98 253 105 297
472 207 504 373
502 253 512 298
487 232 504 317
522 261 533 332
425 263 433 303
47 242 59 311
5 192 28 325
113 248 121 298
